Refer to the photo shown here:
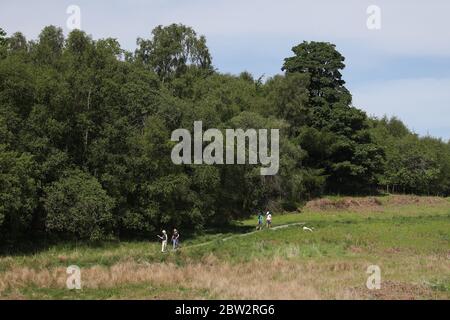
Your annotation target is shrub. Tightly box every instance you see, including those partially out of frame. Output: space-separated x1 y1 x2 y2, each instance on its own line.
44 169 115 241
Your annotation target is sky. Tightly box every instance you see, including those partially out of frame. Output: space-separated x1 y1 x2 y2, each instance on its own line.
1 0 449 140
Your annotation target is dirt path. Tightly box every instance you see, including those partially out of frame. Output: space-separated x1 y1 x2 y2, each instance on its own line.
183 222 306 250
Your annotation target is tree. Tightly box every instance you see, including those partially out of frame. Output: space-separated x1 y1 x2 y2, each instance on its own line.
44 169 115 241
264 73 310 136
32 25 64 64
282 41 350 106
280 41 384 194
0 145 37 240
1 23 449 244
0 28 6 59
136 24 213 81
0 28 6 46
371 117 450 195
7 32 28 53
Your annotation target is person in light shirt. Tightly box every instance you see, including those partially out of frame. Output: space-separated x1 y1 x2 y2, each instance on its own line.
266 211 272 228
157 230 168 252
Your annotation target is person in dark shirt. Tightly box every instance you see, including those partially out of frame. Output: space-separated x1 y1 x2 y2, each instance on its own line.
257 212 264 230
172 229 180 250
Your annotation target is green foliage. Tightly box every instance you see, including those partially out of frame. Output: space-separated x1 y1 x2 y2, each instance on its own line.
282 41 350 106
264 73 310 135
136 23 212 82
0 145 37 238
279 41 384 193
32 25 64 65
0 28 6 45
44 170 115 241
1 25 449 244
371 117 450 195
0 28 6 59
7 32 28 53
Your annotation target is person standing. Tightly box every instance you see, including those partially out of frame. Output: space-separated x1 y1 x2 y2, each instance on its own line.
266 211 272 229
157 230 168 252
172 228 180 250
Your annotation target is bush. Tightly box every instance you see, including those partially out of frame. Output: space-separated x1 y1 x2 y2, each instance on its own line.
0 146 38 238
44 169 115 241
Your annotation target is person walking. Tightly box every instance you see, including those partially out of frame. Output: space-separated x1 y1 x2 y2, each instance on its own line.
257 212 264 230
157 230 168 252
266 211 272 229
172 228 180 250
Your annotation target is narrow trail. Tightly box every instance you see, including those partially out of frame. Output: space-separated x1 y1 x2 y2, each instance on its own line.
183 222 306 250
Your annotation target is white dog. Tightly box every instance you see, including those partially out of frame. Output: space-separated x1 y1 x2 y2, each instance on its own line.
303 226 314 232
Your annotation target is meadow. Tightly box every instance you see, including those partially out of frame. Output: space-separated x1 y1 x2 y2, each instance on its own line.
0 195 449 300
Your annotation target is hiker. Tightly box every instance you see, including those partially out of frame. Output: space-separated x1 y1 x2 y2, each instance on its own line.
157 230 168 252
257 212 264 230
266 211 272 228
172 228 180 250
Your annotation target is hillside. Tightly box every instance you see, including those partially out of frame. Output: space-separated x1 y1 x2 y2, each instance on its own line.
1 195 449 299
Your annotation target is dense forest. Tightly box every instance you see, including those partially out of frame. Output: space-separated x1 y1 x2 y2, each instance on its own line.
1 24 449 244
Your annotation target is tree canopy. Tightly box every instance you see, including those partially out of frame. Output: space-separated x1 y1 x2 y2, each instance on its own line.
1 24 449 246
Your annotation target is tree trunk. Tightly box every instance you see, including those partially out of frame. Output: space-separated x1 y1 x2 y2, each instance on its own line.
84 88 92 160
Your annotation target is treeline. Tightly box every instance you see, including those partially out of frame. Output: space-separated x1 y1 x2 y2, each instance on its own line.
1 24 449 243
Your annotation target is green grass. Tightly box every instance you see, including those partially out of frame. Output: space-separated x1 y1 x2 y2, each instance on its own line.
1 195 449 299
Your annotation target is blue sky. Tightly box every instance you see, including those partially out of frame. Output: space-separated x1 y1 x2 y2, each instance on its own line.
1 0 449 140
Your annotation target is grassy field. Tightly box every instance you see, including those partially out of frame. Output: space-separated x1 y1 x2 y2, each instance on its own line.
0 195 449 299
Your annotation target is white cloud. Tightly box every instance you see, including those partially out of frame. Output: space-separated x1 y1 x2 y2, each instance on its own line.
2 0 450 55
155 0 450 56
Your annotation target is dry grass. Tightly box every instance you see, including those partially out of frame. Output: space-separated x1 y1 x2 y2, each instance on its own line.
1 252 448 300
304 195 448 212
